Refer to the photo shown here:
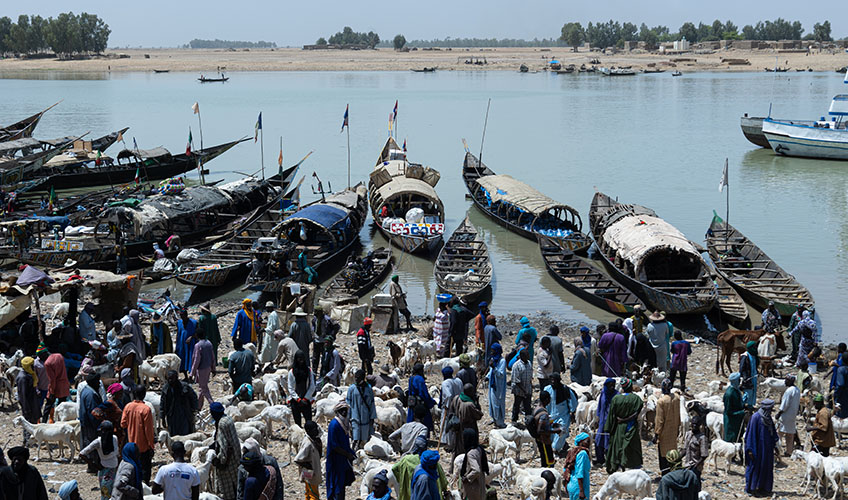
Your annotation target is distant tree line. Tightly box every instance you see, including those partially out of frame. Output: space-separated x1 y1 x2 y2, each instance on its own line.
380 37 567 48
315 27 380 48
0 13 110 57
187 39 277 49
560 18 833 49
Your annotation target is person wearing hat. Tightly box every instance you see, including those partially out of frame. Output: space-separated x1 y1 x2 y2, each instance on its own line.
775 374 800 456
41 346 69 423
176 308 198 381
473 302 489 351
389 275 414 333
327 401 356 500
604 377 643 474
645 311 670 372
745 398 778 495
197 304 221 366
371 364 399 390
120 386 155 483
149 312 173 356
79 302 97 343
347 369 377 449
228 337 255 394
433 301 450 358
357 317 375 375
367 469 393 500
288 307 313 362
391 438 448 500
482 315 501 367
80 421 120 500
654 379 680 475
259 301 281 364
16 356 39 437
456 354 476 390
209 401 241 500
761 301 782 334
486 343 507 429
295 421 323 500
564 432 591 500
57 480 80 500
311 305 337 372
411 449 441 500
232 298 260 345
438 366 462 448
723 372 745 442
151 441 200 500
656 450 701 500
239 448 278 500
807 393 836 457
191 328 216 410
0 446 47 500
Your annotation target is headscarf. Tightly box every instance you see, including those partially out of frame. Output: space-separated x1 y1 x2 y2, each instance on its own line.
745 341 759 368
242 438 261 456
418 450 440 479
666 449 682 471
304 420 323 456
729 372 741 388
240 450 262 467
99 420 115 455
36 343 48 355
661 378 672 395
564 432 590 476
460 428 488 477
478 302 488 329
58 480 78 500
458 354 471 368
441 366 454 377
411 435 428 455
490 342 502 363
758 399 776 436
7 446 28 461
242 298 256 324
121 443 143 493
519 317 530 327
129 309 140 323
334 401 351 435
21 356 37 387
209 402 225 416
107 383 123 396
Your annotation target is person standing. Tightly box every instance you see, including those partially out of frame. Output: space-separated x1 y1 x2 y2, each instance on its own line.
536 336 554 390
41 347 71 423
448 384 483 472
544 325 565 374
565 432 591 500
448 298 472 357
545 373 578 456
232 299 259 345
459 428 488 500
33 347 49 416
121 386 155 483
439 367 463 448
669 330 691 391
152 441 200 500
808 394 836 456
356 318 375 375
604 378 643 474
323 337 343 387
0 447 47 500
834 352 848 418
745 399 778 496
406 364 436 431
579 326 597 375
511 349 532 423
597 324 627 378
295 421 323 500
533 391 556 467
656 450 701 500
311 306 337 372
80 421 120 500
176 308 198 380
570 337 591 387
161 370 199 437
149 313 173 355
739 341 759 409
347 369 377 449
646 311 670 372
789 305 806 361
79 303 97 343
389 275 414 332
78 373 104 449
486 343 506 429
457 354 477 391
190 329 215 410
593 378 618 467
197 304 221 366
227 337 255 394
723 373 746 442
483 315 501 366
16 356 39 440
289 307 312 360
410 450 441 500
287 350 316 428
515 317 538 364
327 402 356 500
210 402 241 500
761 301 781 334
433 302 450 358
776 374 800 456
121 310 146 362
683 418 708 480
654 379 680 475
473 303 488 351
257 301 280 364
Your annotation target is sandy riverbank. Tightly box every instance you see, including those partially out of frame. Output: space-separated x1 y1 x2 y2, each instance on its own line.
1 47 847 74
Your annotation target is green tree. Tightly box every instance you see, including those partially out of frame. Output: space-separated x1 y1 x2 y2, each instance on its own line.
0 17 10 53
679 22 698 42
366 31 380 48
6 15 30 53
316 37 327 45
813 21 832 42
639 24 658 49
45 12 81 57
27 15 48 53
741 24 756 39
559 22 584 51
392 34 406 50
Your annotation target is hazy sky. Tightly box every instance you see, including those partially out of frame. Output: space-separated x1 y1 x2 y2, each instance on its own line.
5 0 844 47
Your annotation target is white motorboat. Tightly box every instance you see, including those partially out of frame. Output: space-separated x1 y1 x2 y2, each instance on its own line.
762 94 848 160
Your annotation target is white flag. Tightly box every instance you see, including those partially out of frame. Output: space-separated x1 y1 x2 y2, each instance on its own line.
844 68 848 84
191 102 200 114
719 158 728 192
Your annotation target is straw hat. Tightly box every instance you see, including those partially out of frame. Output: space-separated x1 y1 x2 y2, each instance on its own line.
292 307 308 317
200 304 211 314
649 311 666 322
265 301 275 309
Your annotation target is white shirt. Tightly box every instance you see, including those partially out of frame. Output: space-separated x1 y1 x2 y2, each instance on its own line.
778 385 801 434
154 462 200 500
79 436 119 468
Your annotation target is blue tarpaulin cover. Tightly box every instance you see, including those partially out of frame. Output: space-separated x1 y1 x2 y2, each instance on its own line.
33 215 70 229
286 204 348 229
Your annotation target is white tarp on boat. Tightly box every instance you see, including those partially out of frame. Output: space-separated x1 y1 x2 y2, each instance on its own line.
602 214 702 278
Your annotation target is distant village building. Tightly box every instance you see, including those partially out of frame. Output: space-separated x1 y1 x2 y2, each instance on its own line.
673 38 690 51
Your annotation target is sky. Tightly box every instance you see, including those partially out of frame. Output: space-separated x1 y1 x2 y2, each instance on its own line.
4 0 845 47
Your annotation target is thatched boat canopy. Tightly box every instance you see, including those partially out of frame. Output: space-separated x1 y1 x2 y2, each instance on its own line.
475 174 582 229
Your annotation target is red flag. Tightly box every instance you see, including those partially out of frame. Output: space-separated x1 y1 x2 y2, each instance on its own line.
186 129 193 156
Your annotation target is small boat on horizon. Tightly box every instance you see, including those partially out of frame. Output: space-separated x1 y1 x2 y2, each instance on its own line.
198 74 229 83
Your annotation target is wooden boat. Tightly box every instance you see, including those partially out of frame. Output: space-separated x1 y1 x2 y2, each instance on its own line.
462 150 591 253
153 69 170 73
642 68 665 74
368 137 445 254
0 136 80 185
321 247 394 300
22 138 248 192
672 71 682 77
246 183 369 292
519 64 529 73
600 67 636 76
712 272 750 326
411 67 436 73
740 114 815 149
433 217 492 302
0 102 60 142
539 235 645 315
705 214 813 316
198 75 229 83
589 192 717 315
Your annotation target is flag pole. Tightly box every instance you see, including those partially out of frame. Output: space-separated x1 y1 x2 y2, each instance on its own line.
260 125 265 180
279 136 283 179
196 108 205 185
725 158 729 247
346 119 351 189
479 98 491 168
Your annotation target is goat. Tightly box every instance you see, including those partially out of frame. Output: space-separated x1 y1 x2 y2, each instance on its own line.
822 456 844 500
833 416 848 447
793 449 825 498
705 412 724 441
251 404 293 437
487 430 518 461
386 341 403 367
592 469 652 500
442 269 474 285
364 434 397 460
158 430 210 450
707 438 742 474
489 425 535 460
12 416 76 461
54 401 79 422
194 449 217 493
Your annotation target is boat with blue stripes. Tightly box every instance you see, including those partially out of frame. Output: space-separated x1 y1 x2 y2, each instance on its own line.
762 94 848 160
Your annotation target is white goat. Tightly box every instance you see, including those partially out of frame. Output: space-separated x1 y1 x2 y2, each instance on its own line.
12 416 76 461
592 469 652 500
489 425 535 460
194 449 217 493
487 431 518 461
442 269 474 285
54 401 79 422
364 434 398 460
707 438 742 474
251 404 293 437
793 449 825 498
705 412 724 440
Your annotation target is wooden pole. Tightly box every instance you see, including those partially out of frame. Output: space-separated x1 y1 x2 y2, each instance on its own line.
260 122 265 180
196 110 205 185
479 98 491 168
346 123 351 189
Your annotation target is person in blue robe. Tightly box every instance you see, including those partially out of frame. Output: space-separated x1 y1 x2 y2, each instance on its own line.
175 309 197 377
326 401 355 500
835 353 848 418
545 372 578 454
486 343 507 428
411 450 441 500
745 399 777 496
406 363 436 430
231 298 259 345
78 373 103 449
594 378 617 465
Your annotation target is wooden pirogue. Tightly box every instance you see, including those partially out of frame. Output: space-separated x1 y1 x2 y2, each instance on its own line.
538 234 644 315
706 213 813 316
462 150 591 253
433 216 492 302
321 247 394 300
589 191 717 315
712 272 750 326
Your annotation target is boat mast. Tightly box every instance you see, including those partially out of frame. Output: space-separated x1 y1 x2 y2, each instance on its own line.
478 98 491 169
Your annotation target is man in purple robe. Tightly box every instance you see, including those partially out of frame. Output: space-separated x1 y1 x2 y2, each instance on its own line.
597 322 628 377
745 398 777 496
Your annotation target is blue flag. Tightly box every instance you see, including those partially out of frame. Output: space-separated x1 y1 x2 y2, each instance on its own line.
254 112 262 143
341 104 349 133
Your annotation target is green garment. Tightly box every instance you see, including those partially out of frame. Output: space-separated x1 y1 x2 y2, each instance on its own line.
198 313 221 363
723 385 745 442
604 392 643 474
392 454 448 500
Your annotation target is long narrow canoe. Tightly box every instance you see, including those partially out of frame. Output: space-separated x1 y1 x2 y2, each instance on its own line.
539 235 644 315
706 214 813 316
434 216 492 303
321 247 394 300
712 272 750 326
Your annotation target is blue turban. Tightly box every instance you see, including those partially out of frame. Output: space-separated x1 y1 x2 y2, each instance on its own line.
420 450 440 471
729 372 741 387
441 366 454 377
519 316 530 326
58 480 78 500
210 401 225 415
490 342 502 355
579 326 590 334
574 432 590 446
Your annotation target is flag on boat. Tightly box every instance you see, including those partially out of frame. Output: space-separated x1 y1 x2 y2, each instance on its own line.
116 130 124 143
186 128 193 156
48 186 56 211
388 112 393 135
254 113 262 143
340 104 349 133
134 167 141 184
278 144 283 167
95 150 102 166
133 137 138 150
393 100 398 121
719 158 728 192
402 139 407 152
192 102 200 114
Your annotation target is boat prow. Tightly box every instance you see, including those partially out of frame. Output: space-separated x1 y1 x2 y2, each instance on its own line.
434 216 492 303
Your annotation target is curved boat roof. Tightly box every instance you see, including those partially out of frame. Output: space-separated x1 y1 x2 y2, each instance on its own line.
602 213 702 274
279 184 365 231
475 174 580 219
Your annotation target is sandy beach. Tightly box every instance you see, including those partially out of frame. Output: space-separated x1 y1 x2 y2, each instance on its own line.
1 47 847 74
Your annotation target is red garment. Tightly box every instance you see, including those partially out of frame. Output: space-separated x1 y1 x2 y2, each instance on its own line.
474 315 485 345
44 353 70 398
121 400 155 452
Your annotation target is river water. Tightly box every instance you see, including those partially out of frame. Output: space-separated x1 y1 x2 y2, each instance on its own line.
0 69 844 340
